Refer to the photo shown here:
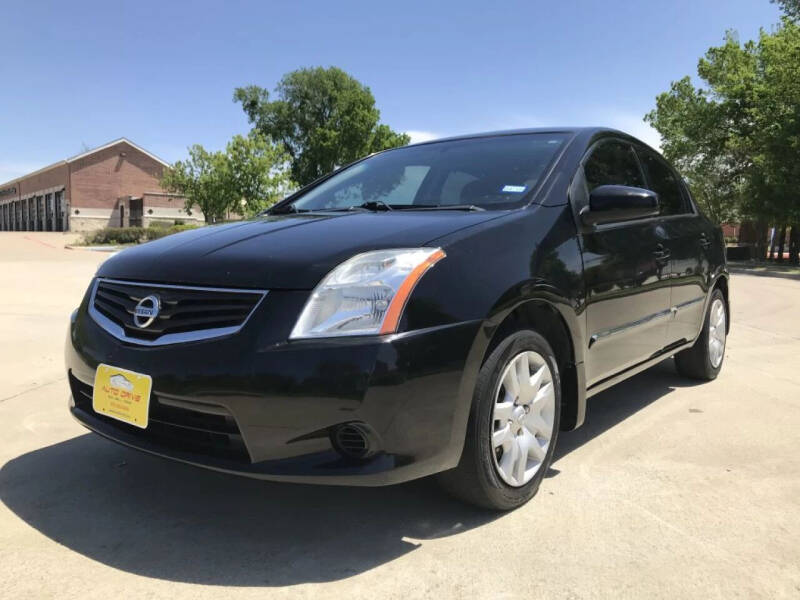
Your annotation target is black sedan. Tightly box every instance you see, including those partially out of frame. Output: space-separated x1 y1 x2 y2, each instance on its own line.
66 128 729 510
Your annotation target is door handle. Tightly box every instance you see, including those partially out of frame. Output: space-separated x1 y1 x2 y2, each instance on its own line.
699 234 711 249
653 244 671 261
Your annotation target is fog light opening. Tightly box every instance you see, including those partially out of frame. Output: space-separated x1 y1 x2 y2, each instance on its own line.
332 423 373 460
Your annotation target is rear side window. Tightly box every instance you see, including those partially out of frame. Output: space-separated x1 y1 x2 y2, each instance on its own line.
637 149 687 215
583 140 644 191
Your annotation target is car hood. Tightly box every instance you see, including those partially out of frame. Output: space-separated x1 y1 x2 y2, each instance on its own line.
96 211 502 289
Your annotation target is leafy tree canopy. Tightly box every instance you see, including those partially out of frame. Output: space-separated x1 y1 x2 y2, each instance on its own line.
234 67 410 186
162 132 292 222
773 0 800 20
161 144 234 223
645 19 800 227
225 132 293 216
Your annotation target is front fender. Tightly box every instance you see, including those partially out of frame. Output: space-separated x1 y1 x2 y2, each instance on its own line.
397 204 587 459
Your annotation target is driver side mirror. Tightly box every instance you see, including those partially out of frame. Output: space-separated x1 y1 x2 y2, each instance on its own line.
581 185 659 226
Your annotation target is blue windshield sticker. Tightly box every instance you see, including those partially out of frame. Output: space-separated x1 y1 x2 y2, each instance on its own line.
502 185 527 193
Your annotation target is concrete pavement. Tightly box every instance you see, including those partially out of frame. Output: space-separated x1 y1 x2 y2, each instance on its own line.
1 232 798 599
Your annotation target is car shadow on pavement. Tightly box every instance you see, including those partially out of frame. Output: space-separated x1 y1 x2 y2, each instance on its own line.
554 359 703 462
1 359 699 587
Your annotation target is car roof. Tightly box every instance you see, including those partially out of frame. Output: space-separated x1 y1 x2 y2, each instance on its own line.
403 127 659 156
406 127 613 145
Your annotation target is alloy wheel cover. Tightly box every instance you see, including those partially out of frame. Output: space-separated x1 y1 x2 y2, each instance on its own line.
491 350 556 487
709 298 726 368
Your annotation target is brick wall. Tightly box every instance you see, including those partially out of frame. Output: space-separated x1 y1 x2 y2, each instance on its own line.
0 139 205 232
139 192 204 226
721 223 738 240
16 163 69 197
142 192 186 208
69 141 164 210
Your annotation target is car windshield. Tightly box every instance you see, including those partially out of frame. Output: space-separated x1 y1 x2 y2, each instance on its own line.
278 133 570 213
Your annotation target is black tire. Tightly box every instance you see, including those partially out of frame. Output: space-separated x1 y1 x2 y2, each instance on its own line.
437 330 561 511
675 288 727 380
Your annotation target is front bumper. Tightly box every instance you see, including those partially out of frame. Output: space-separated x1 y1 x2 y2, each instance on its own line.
66 289 482 486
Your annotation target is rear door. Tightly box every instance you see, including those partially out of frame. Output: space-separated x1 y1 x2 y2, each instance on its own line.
635 146 709 346
575 139 672 386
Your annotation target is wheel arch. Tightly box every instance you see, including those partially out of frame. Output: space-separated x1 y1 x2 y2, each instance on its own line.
480 297 586 431
713 273 730 333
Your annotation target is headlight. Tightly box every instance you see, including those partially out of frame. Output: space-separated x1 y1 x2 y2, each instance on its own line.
290 248 446 339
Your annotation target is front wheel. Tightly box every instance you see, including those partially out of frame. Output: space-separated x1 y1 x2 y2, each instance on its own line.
438 330 560 510
675 288 727 380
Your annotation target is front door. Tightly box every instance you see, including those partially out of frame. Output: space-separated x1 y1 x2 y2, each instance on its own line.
129 198 143 227
575 139 672 386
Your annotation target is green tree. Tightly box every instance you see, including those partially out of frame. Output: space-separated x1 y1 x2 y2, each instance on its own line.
161 145 236 223
162 133 292 222
225 132 293 216
773 0 800 20
234 67 410 186
646 19 800 262
645 76 744 225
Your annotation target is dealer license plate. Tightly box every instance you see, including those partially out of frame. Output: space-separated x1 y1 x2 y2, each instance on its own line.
92 364 152 429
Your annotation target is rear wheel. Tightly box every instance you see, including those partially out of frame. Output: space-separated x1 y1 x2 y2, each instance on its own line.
675 288 727 380
438 330 560 510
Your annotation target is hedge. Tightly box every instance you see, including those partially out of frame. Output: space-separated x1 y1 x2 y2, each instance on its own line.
82 223 200 245
145 223 199 241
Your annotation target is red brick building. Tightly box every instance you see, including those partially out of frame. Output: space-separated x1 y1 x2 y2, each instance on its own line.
0 138 203 232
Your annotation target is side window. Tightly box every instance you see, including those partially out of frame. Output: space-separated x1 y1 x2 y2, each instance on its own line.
637 149 687 215
680 181 697 214
583 140 644 191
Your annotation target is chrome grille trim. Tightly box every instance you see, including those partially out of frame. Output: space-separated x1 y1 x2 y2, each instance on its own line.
88 278 267 346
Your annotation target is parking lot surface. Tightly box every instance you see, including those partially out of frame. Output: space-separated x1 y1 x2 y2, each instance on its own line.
1 232 798 599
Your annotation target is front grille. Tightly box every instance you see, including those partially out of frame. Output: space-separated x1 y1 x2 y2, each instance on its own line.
90 279 265 344
69 372 250 463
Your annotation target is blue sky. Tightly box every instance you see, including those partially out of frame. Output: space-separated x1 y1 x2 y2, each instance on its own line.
0 0 783 183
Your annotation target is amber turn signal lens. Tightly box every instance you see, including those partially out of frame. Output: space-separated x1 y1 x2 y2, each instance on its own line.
379 249 446 335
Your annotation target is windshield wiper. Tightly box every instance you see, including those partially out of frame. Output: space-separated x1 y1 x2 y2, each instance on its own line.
266 204 312 215
353 200 393 212
269 204 366 215
309 200 395 213
407 204 486 212
271 201 484 215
